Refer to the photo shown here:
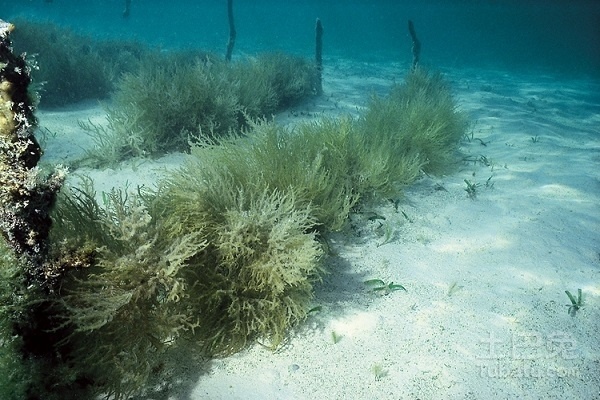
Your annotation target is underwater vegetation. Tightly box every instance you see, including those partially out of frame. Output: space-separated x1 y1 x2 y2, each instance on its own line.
84 51 318 164
155 183 324 355
10 18 317 130
360 69 467 175
47 183 204 398
1 17 467 396
0 242 31 400
364 279 407 295
565 289 583 317
11 19 147 108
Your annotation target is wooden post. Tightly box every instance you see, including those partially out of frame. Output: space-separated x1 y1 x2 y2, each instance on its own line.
123 0 132 18
408 20 421 70
225 0 236 62
315 18 323 95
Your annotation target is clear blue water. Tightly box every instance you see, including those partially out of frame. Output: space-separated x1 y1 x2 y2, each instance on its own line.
2 0 599 77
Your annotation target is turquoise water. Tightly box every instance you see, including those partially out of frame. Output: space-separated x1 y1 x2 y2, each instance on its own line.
3 0 600 76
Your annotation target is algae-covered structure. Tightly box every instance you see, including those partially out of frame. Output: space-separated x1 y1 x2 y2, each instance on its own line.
0 18 68 400
0 20 65 263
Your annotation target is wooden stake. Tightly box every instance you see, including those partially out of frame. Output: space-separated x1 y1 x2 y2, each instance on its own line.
408 20 421 70
123 0 131 18
315 18 323 95
225 0 236 62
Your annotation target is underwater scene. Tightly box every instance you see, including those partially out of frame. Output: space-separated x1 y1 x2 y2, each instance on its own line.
0 1 599 399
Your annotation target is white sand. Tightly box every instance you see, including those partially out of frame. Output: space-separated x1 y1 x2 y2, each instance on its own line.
38 61 600 399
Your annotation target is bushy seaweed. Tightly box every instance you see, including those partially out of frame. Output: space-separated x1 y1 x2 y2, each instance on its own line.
156 184 323 354
11 19 146 108
31 181 204 399
0 243 30 400
236 53 318 112
86 53 239 161
176 119 359 231
361 68 468 174
84 52 318 164
167 111 423 232
201 189 321 353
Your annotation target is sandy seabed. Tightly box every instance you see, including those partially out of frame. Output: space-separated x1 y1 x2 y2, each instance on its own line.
38 60 600 400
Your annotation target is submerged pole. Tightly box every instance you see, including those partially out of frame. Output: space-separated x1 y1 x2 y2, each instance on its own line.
225 0 236 61
123 0 132 18
315 18 323 95
408 20 421 70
